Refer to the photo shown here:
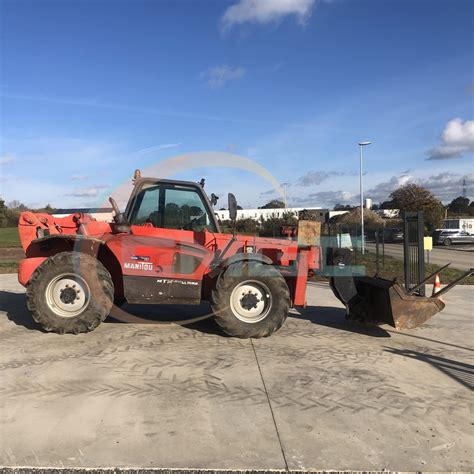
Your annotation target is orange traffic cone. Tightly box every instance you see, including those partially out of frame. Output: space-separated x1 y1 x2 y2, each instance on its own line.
432 274 441 296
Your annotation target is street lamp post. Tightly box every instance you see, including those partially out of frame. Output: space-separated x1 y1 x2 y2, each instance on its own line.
358 141 371 254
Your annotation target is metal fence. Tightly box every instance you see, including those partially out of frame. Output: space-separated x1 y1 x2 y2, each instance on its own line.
403 211 425 296
325 213 426 291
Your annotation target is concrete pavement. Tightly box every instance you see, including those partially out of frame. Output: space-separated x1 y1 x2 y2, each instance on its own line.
366 242 474 270
0 274 473 471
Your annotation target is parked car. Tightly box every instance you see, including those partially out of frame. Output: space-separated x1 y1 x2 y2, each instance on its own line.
383 227 404 243
432 229 474 246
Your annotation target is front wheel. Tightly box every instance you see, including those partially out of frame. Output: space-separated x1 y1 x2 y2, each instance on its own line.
443 238 452 246
26 252 114 334
211 260 290 338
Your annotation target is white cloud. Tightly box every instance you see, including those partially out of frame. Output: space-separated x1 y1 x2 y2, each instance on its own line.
296 170 357 186
221 0 316 30
426 118 474 160
71 174 88 181
200 65 246 88
67 185 108 198
366 174 414 202
288 190 357 208
308 190 356 205
285 170 473 208
3 91 304 127
417 172 474 201
135 143 182 155
260 182 291 197
0 153 14 165
366 172 474 203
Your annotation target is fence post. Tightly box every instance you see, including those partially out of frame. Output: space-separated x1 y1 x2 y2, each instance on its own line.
382 222 385 268
403 211 425 296
375 228 380 275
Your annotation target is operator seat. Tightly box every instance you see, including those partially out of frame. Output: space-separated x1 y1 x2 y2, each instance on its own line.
146 211 161 227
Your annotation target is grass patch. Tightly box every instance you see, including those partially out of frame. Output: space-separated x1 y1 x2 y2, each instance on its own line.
0 227 21 248
0 261 19 274
315 249 474 285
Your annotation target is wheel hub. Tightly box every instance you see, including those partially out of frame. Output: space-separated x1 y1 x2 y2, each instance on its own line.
230 281 272 324
45 274 90 318
60 287 77 304
240 292 260 310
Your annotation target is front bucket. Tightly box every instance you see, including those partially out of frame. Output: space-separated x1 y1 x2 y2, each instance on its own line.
331 276 445 330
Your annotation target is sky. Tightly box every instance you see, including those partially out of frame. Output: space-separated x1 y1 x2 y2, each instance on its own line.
0 0 473 210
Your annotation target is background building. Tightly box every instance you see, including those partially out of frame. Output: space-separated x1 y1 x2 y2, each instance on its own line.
52 208 114 222
216 207 349 222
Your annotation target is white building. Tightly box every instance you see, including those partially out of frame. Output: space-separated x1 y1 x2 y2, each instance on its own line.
216 207 348 222
375 208 400 218
52 208 114 223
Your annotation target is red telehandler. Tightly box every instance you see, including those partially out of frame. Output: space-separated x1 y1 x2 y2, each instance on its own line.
17 171 462 337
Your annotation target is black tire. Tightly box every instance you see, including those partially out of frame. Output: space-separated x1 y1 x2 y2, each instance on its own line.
443 238 452 246
114 297 127 307
211 260 290 338
26 251 114 334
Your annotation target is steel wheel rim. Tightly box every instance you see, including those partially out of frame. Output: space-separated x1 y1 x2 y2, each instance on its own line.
45 273 90 318
230 280 272 323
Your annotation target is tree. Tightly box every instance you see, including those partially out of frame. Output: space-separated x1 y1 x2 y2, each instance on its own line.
7 200 27 210
337 208 384 229
447 196 470 215
257 212 297 237
389 183 444 230
43 204 54 214
380 200 395 209
0 199 7 228
333 203 353 211
235 218 258 235
259 199 285 209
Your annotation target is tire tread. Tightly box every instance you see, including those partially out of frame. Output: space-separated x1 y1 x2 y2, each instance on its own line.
26 251 114 334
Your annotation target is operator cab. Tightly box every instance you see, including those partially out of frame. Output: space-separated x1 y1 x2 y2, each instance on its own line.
124 175 220 233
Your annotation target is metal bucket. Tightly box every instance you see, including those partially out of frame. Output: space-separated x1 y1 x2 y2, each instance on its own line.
326 247 471 330
346 276 445 329
329 275 446 329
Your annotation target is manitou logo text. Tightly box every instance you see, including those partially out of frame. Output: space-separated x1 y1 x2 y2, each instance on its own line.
124 262 153 271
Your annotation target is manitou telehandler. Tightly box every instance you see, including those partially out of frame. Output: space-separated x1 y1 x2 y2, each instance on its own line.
17 170 463 338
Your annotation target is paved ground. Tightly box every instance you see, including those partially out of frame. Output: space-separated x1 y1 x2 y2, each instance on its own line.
0 274 473 471
366 242 474 270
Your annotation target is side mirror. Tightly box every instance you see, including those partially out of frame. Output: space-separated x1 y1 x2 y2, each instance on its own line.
228 193 238 221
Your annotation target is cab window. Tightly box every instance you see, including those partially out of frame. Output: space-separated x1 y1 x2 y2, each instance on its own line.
129 183 217 232
129 185 160 225
164 186 216 232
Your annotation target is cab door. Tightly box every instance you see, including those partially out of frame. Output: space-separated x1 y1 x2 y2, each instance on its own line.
113 181 217 304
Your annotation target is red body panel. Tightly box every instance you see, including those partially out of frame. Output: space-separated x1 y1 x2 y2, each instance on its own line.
18 257 47 286
17 212 320 306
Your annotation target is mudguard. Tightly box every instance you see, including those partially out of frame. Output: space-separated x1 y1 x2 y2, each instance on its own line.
208 252 273 278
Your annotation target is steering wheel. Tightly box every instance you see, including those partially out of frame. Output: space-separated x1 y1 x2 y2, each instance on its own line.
182 214 206 231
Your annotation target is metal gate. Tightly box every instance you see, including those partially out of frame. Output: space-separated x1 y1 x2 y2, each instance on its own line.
403 211 425 296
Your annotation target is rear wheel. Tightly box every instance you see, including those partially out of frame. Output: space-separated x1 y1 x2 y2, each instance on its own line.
211 260 290 338
26 252 113 334
443 238 452 246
